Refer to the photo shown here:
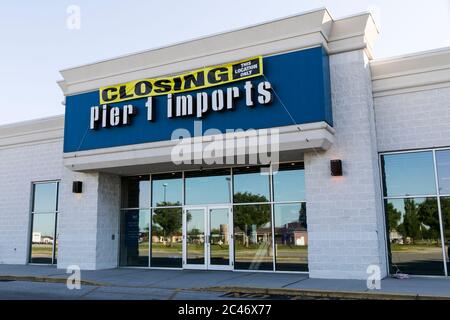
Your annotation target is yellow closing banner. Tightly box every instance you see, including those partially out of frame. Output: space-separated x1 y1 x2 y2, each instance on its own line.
99 56 263 104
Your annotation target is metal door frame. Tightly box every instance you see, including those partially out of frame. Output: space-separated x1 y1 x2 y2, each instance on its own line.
183 205 233 270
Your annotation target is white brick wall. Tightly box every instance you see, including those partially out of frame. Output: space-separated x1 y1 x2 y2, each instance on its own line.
96 173 121 269
0 140 63 264
57 169 120 270
57 169 100 269
305 50 388 279
375 87 450 152
0 128 120 270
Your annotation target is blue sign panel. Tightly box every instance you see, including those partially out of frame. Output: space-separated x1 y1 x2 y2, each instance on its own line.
125 211 140 247
63 46 332 153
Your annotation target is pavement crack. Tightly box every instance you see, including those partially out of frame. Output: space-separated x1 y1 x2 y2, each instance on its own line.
78 286 101 299
281 277 309 288
167 289 180 300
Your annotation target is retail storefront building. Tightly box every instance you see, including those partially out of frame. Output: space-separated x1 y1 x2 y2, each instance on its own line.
1 9 449 279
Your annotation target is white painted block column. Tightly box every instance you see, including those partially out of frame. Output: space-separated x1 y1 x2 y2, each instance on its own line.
57 168 120 270
305 50 387 280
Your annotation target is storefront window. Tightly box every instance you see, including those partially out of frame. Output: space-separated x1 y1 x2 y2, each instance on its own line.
274 203 308 271
151 207 182 268
33 183 58 212
381 152 436 197
385 198 444 276
381 150 450 276
233 166 270 203
273 163 305 202
233 204 273 270
152 173 182 207
121 176 150 209
30 182 59 264
119 210 150 267
185 169 231 205
440 197 450 271
30 213 56 264
436 150 450 195
119 164 308 272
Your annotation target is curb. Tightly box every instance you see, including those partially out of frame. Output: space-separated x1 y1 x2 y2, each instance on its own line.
0 275 107 287
2 275 449 300
202 286 450 300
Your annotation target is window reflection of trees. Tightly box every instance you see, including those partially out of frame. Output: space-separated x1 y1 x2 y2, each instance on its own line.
233 203 272 270
233 193 272 270
152 202 182 247
387 197 445 275
151 204 182 268
275 203 307 247
441 198 450 240
438 197 450 266
233 193 271 248
387 198 441 244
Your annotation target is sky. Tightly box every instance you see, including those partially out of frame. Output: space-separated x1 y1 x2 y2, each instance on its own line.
0 1 449 125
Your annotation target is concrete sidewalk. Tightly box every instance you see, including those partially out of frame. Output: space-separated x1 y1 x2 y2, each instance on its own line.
1 264 450 299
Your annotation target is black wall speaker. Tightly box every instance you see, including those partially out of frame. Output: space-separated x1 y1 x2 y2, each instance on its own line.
330 160 343 177
72 181 83 193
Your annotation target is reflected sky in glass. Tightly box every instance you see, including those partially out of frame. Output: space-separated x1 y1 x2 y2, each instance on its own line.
187 209 205 233
138 181 150 208
139 210 150 232
436 150 450 195
33 183 58 212
32 213 56 238
152 175 182 207
382 152 436 197
185 172 231 205
233 168 270 202
210 208 228 233
273 165 305 202
274 203 305 229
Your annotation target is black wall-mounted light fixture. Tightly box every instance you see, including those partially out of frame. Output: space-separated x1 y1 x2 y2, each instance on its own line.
72 181 83 193
330 160 343 177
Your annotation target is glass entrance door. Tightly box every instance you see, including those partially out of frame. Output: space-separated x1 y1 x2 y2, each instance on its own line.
208 207 233 270
184 208 207 269
183 206 233 270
